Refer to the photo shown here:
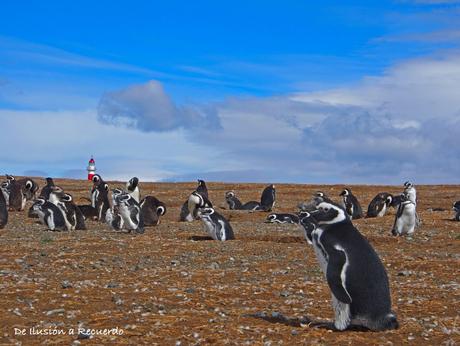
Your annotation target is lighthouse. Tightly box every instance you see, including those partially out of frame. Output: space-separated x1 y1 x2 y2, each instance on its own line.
87 156 96 181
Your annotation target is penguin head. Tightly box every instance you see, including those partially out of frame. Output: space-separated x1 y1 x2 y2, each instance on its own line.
127 177 139 191
60 193 73 203
197 180 207 189
156 205 166 216
45 177 55 186
340 188 350 197
404 181 413 189
453 201 460 211
313 202 348 225
385 195 393 206
6 174 15 181
197 207 214 218
299 211 318 237
1 182 9 189
314 191 325 197
32 197 46 210
266 214 277 223
92 174 102 185
225 191 235 199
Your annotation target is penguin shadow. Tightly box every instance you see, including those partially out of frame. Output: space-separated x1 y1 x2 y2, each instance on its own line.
246 312 371 332
188 235 214 241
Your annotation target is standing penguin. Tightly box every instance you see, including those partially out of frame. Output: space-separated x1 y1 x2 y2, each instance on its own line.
126 177 140 203
340 188 363 220
39 177 56 200
0 186 7 229
301 201 398 331
179 180 211 221
453 201 460 221
366 193 393 218
140 195 167 226
196 179 209 199
197 207 235 241
391 194 416 236
8 180 27 211
403 182 417 205
259 184 276 211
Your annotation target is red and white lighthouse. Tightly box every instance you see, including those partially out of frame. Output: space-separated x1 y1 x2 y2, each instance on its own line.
87 156 96 181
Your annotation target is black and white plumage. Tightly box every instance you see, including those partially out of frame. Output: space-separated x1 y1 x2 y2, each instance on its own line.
54 192 86 230
299 201 398 331
140 195 167 226
403 181 417 205
196 179 209 199
32 197 67 231
8 179 27 211
453 201 460 221
0 186 7 229
197 207 235 241
340 188 363 220
366 193 393 218
1 181 11 207
259 184 276 211
39 177 56 200
180 190 213 222
391 194 416 236
265 213 299 224
225 191 243 210
126 177 140 203
108 192 144 233
298 191 336 212
92 181 111 221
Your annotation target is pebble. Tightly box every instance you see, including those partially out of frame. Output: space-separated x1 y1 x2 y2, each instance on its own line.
61 280 72 289
45 308 65 316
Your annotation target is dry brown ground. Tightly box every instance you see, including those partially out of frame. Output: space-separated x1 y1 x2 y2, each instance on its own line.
0 179 459 346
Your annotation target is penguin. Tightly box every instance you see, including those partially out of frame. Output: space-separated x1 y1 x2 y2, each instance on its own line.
105 207 124 231
55 192 86 230
39 177 56 200
92 181 110 221
1 181 10 206
259 184 276 211
8 179 27 211
366 193 393 218
90 174 104 208
18 178 39 201
390 194 403 208
391 194 416 236
265 213 299 224
453 201 460 221
225 191 243 210
340 188 363 220
114 192 144 233
180 189 213 222
197 207 235 241
196 179 209 199
301 201 398 331
140 195 166 226
0 186 8 229
31 197 68 231
403 181 417 205
126 177 140 203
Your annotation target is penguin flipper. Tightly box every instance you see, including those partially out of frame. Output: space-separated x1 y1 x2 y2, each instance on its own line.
326 247 352 305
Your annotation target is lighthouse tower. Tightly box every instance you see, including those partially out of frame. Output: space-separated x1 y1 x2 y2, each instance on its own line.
87 156 96 181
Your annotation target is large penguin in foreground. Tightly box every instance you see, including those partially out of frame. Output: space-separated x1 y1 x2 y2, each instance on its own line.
298 202 398 331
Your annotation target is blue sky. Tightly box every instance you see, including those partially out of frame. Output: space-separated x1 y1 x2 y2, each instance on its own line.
1 1 460 183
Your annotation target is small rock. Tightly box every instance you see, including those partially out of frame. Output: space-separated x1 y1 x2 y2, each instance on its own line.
61 280 72 289
106 282 119 288
209 262 220 270
291 330 299 335
45 308 65 316
280 291 289 297
112 295 123 306
185 288 195 294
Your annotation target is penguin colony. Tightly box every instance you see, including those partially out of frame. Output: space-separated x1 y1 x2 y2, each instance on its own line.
1 174 454 331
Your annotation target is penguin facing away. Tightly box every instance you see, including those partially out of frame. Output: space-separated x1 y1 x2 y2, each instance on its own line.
391 194 416 236
366 193 393 218
340 188 363 219
259 184 276 211
140 195 167 226
301 201 398 331
197 207 235 241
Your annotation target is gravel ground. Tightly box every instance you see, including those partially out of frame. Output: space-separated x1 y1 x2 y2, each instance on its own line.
0 179 459 345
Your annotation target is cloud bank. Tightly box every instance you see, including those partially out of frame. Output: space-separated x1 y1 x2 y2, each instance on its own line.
95 51 460 183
